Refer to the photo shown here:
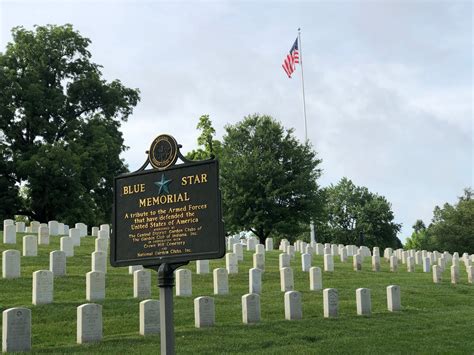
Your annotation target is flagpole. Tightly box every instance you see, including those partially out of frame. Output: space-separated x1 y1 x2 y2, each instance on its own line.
298 28 308 142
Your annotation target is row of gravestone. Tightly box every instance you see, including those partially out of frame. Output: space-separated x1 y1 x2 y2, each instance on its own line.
2 285 402 352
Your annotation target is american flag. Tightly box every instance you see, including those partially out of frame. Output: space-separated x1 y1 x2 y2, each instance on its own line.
282 38 299 78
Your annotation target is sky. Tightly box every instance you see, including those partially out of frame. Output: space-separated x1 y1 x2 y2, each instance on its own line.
1 0 472 241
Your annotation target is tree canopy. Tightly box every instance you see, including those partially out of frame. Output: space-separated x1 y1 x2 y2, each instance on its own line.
315 178 402 249
220 114 322 243
185 114 222 161
0 24 140 225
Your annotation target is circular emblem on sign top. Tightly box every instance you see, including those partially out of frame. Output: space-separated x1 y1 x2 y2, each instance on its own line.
149 134 178 169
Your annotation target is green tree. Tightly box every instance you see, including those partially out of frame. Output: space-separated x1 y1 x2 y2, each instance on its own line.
186 114 222 160
0 24 140 225
427 188 474 254
220 114 322 243
316 178 401 249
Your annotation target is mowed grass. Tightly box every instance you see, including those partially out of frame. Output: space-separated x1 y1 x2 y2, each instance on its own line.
1 233 473 354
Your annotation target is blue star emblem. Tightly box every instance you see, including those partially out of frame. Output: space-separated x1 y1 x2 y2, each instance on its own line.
154 174 172 195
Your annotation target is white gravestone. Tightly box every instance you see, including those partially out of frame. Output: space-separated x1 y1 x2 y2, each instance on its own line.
249 268 262 294
3 224 16 244
176 269 192 296
87 271 105 301
2 250 21 279
309 267 322 291
265 238 273 251
194 296 215 328
450 265 459 284
139 300 160 335
387 285 401 311
284 291 302 320
50 250 66 276
301 253 311 272
232 243 243 261
2 307 31 352
69 228 81 247
323 246 331 255
95 237 108 253
242 293 260 324
196 260 210 274
467 266 473 284
38 226 50 245
279 253 290 269
372 254 381 272
438 257 446 272
3 219 14 229
253 253 265 271
323 288 338 318
287 245 295 259
99 224 110 237
213 268 229 295
340 248 348 263
92 251 107 274
305 245 314 255
226 253 238 274
60 237 74 257
280 267 294 292
57 223 65 235
134 269 151 299
75 223 87 237
315 243 324 255
247 237 257 251
324 254 334 272
98 229 109 240
23 235 38 257
415 251 422 265
48 221 59 235
255 244 265 255
356 288 371 316
32 270 54 305
407 256 415 272
331 244 338 256
92 227 99 237
63 224 69 236
423 257 431 273
77 303 102 344
390 256 398 272
432 265 441 283
353 254 362 271
129 265 143 274
30 221 40 233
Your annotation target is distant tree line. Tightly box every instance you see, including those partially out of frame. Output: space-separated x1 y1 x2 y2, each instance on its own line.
405 188 474 254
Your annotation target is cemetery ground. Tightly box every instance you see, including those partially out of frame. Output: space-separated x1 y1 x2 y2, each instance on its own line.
1 233 473 354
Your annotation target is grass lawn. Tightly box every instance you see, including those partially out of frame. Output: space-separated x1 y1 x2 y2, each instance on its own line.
1 233 473 354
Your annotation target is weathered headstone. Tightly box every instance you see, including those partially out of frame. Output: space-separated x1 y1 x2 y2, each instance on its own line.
249 268 262 294
50 250 66 276
323 288 338 318
95 237 108 253
38 226 50 245
30 221 40 233
315 243 324 255
353 254 362 271
265 238 273 251
23 235 38 257
92 227 99 237
77 303 102 344
139 299 160 335
467 266 473 284
133 269 151 299
194 296 215 328
226 253 238 274
253 253 265 271
176 268 192 296
86 271 105 301
340 248 348 263
390 255 398 272
32 270 54 305
309 266 322 291
196 260 210 274
99 224 110 237
232 243 243 261
242 293 260 324
57 223 65 235
75 223 88 237
324 254 334 272
2 250 21 279
387 285 401 311
284 291 302 320
372 254 380 272
255 244 265 256
3 224 16 244
301 253 311 272
213 268 229 295
92 251 107 274
280 267 294 292
60 237 74 257
247 237 257 251
433 265 441 283
69 228 81 247
279 253 290 269
48 221 59 236
3 219 14 230
423 257 431 273
407 256 415 272
2 307 31 352
450 265 459 284
356 288 371 316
